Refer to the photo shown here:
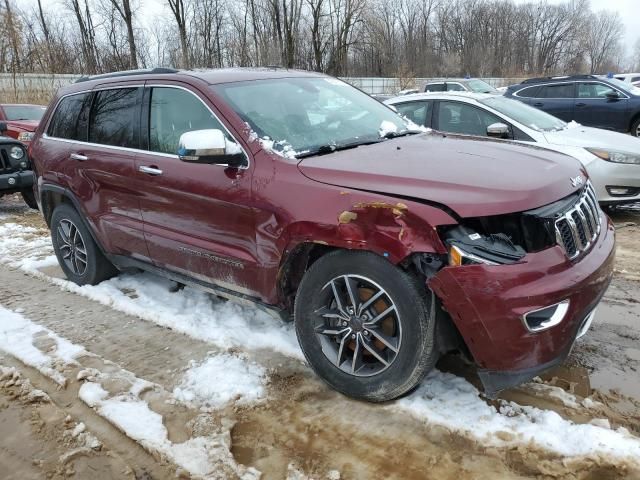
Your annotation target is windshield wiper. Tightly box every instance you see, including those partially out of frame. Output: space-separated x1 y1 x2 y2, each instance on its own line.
381 130 420 139
295 139 384 159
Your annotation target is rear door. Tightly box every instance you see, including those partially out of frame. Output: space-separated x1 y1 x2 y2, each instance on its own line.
75 86 148 260
136 84 258 294
574 81 629 131
530 83 575 122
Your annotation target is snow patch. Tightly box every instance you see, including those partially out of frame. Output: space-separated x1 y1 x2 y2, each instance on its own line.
0 305 85 385
395 369 640 460
173 354 267 409
378 120 398 137
566 120 582 129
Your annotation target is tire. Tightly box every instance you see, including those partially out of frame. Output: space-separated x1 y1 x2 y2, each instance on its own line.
294 250 437 402
632 117 640 138
21 189 38 209
50 203 117 285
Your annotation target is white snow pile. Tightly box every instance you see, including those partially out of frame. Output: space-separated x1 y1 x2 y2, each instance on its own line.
174 354 267 409
0 305 84 385
259 136 298 159
379 120 398 137
0 221 302 360
396 369 640 462
566 120 582 129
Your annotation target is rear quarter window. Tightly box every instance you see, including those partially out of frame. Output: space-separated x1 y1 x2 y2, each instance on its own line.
47 93 92 141
515 86 540 98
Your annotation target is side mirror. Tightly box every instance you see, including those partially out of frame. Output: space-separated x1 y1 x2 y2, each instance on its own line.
0 121 7 135
605 91 620 100
487 122 510 139
178 129 247 168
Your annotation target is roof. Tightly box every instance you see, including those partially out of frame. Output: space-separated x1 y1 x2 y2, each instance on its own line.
385 91 497 104
423 78 477 83
520 74 596 84
73 67 325 86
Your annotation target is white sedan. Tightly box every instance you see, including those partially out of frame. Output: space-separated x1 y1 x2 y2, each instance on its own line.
386 92 640 205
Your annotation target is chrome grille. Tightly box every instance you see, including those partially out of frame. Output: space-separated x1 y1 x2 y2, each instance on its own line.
554 182 601 259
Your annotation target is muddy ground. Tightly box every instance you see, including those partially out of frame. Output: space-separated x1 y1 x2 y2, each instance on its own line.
1 194 640 479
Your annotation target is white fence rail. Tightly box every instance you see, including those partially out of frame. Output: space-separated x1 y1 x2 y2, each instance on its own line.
0 73 525 102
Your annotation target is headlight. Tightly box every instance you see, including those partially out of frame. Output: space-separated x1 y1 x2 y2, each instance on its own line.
586 148 640 165
17 132 35 142
449 244 499 266
9 146 24 160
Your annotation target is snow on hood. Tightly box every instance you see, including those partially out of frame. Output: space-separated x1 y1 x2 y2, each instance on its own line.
544 125 640 153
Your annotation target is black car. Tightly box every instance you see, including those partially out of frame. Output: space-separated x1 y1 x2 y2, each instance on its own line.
505 75 640 137
0 122 37 208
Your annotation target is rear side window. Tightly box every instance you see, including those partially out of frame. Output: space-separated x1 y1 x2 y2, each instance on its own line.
148 87 227 155
446 83 465 92
89 88 141 148
539 83 574 99
632 76 640 83
394 101 432 127
515 86 540 98
47 93 92 141
424 83 445 92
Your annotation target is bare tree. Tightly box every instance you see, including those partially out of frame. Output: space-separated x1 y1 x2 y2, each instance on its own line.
166 0 189 68
584 10 624 74
106 0 139 69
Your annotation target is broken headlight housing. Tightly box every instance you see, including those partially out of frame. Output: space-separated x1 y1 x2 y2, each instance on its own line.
444 226 526 266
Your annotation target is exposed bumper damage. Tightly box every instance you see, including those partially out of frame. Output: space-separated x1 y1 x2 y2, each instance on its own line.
428 212 615 397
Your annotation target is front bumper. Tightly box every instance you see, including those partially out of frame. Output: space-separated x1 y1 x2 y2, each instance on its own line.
0 170 34 192
429 211 615 395
588 159 640 204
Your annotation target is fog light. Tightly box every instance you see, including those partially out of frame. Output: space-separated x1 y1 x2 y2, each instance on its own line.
20 161 27 168
523 300 570 332
606 186 639 197
7 177 16 185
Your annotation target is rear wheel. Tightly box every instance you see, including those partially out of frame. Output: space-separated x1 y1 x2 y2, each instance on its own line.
294 250 437 402
632 118 640 138
21 189 38 209
50 203 117 285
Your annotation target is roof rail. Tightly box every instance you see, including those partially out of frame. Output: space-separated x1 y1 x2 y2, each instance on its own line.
75 67 179 83
521 74 595 84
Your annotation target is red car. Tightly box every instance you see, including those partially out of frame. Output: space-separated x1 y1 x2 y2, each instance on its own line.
0 104 46 144
29 68 614 401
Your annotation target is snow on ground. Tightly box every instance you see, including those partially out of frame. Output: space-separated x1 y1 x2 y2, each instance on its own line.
0 305 263 479
2 216 640 465
0 304 84 386
174 354 267 409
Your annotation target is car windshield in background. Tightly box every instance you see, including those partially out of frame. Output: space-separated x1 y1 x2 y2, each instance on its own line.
606 77 640 96
479 96 566 132
212 77 416 157
467 80 498 94
3 105 45 121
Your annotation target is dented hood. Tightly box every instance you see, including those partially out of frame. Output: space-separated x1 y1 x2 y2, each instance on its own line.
297 133 584 218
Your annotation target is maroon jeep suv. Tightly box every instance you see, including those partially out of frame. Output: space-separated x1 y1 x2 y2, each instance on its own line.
29 68 614 401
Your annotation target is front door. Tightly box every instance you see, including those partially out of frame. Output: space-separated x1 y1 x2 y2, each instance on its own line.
135 85 258 296
574 81 629 131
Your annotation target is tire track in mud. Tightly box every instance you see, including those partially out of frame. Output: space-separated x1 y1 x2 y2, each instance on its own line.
1 264 639 479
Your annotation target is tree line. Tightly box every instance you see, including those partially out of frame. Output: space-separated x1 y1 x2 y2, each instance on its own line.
1 0 638 79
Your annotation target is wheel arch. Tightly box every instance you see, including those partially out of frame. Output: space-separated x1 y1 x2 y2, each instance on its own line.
630 111 640 135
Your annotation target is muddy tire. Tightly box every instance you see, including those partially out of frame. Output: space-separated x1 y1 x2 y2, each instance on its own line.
21 189 38 209
51 203 117 285
294 250 437 402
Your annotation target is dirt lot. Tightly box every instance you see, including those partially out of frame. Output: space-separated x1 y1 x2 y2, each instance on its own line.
1 194 640 479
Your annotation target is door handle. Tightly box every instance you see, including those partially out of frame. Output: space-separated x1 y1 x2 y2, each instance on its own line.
576 102 587 107
533 102 544 107
70 153 88 161
139 165 163 176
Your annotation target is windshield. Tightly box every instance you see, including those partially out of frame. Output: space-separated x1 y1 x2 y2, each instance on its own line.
605 77 640 96
466 79 498 94
2 105 45 121
212 77 416 157
479 96 566 132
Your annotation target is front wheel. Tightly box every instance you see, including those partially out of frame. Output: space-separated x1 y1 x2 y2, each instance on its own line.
294 250 437 402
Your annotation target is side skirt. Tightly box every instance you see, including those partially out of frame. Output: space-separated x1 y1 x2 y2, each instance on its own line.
108 254 291 323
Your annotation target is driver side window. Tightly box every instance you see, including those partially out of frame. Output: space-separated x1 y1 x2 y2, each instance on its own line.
149 87 228 155
437 101 504 137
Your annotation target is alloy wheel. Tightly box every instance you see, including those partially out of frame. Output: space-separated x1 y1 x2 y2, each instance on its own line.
57 219 88 276
314 274 402 377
